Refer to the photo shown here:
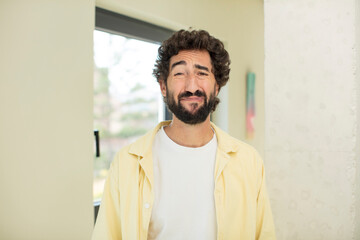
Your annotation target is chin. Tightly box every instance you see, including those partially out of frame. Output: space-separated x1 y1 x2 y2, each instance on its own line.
183 103 204 112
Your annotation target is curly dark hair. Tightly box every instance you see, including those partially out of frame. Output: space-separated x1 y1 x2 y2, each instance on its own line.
153 29 231 90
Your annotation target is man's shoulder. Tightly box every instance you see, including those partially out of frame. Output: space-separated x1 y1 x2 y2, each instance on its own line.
108 127 156 176
113 121 170 161
114 128 154 158
212 123 263 171
212 123 259 154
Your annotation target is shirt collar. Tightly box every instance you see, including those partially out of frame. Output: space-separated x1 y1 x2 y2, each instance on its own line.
128 120 239 157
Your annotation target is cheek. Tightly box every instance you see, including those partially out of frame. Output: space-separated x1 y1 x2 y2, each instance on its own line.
201 81 214 93
169 81 184 94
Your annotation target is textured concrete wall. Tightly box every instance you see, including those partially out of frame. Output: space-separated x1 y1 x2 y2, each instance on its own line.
264 0 359 239
354 0 360 237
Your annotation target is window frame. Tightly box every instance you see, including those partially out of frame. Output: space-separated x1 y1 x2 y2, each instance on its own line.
93 7 174 224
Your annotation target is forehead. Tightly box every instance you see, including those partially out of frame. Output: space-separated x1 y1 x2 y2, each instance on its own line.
169 50 212 68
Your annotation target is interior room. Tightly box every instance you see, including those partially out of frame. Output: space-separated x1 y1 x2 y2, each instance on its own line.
0 0 359 239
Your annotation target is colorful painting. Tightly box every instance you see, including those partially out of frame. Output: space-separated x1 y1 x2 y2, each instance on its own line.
246 72 255 139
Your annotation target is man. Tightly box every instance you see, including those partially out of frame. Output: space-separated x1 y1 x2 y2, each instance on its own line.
92 29 276 240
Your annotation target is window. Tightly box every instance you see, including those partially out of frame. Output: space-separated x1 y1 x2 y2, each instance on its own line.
93 8 173 211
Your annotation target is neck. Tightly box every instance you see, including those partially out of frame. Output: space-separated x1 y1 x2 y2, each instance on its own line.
164 116 214 148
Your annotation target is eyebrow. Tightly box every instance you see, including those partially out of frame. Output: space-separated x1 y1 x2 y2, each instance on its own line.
194 64 209 72
170 61 210 72
170 60 186 70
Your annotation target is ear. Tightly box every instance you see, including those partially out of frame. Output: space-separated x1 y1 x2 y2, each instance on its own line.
159 79 167 97
215 83 220 96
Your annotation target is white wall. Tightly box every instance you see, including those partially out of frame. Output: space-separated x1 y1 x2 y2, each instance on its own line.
0 1 94 239
355 0 360 236
265 0 360 239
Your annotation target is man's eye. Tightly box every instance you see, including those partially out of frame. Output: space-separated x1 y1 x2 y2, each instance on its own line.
198 72 208 76
174 72 183 76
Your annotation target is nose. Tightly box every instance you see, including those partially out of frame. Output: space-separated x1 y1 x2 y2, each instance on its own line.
185 73 200 93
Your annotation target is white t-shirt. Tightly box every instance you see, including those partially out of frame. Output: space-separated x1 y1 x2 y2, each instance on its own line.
148 126 218 240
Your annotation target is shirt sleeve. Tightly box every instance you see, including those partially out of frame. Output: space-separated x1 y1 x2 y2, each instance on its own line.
255 152 277 240
92 159 122 240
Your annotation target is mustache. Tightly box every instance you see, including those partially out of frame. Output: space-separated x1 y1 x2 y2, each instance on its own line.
178 90 206 99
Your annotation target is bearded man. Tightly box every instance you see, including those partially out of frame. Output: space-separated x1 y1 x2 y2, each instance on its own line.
92 29 276 240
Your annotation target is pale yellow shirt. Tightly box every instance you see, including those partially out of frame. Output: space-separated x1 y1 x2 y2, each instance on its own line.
92 121 276 240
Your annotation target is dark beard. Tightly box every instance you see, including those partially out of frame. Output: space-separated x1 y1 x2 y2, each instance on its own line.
165 88 216 125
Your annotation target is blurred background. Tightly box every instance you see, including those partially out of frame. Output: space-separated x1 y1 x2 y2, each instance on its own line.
0 0 359 239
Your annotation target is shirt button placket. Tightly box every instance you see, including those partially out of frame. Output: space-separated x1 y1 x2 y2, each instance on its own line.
215 187 223 240
143 201 152 238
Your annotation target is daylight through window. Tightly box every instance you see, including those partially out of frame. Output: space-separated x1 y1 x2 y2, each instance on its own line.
93 30 163 201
